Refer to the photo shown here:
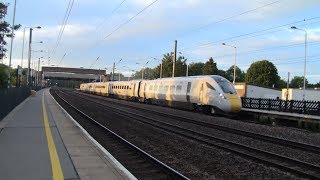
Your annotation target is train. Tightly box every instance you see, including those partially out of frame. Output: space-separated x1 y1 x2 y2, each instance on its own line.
79 75 242 114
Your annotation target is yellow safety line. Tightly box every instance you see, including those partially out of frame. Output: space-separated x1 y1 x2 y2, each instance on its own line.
42 93 64 180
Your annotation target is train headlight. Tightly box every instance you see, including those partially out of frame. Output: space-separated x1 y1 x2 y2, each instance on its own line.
219 93 226 99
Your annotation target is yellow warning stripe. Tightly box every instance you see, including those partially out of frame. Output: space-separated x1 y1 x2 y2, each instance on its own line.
42 93 64 180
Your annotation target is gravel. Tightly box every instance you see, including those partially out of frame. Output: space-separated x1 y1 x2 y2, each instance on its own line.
52 89 311 179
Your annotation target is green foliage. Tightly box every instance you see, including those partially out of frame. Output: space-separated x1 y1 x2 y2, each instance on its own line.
245 60 280 87
0 3 21 60
217 69 228 79
290 76 308 88
278 79 287 89
161 53 187 78
202 57 218 75
188 62 204 76
133 53 188 79
0 64 8 88
225 65 245 82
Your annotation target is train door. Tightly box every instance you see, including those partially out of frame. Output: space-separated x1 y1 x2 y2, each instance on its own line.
186 82 191 102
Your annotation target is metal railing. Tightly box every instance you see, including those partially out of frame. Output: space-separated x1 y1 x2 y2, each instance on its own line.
242 97 320 116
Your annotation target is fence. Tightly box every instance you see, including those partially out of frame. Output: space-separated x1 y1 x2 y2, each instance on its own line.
0 87 31 120
242 97 320 116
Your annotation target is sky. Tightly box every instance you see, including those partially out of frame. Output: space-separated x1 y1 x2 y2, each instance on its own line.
2 0 320 83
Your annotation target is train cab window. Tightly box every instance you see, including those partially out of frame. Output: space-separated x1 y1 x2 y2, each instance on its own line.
127 86 129 89
170 85 175 92
176 85 182 92
206 82 215 90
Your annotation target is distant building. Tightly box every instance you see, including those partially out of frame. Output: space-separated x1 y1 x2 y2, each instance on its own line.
41 66 109 88
234 83 281 99
281 88 320 101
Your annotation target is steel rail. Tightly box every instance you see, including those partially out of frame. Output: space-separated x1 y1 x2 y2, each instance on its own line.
61 89 320 179
71 90 320 155
52 89 189 180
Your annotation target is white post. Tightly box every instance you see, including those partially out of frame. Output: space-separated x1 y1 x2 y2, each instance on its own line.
7 0 17 87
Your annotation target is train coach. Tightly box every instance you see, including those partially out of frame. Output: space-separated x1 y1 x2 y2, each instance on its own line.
79 75 242 114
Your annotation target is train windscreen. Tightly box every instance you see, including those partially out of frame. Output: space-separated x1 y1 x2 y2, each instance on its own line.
212 77 237 94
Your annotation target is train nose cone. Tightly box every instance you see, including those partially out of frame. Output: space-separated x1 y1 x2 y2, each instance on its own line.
225 94 242 112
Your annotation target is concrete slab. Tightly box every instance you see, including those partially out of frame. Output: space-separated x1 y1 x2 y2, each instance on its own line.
0 89 79 180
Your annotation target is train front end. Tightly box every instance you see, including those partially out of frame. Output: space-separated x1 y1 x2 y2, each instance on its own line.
211 76 242 113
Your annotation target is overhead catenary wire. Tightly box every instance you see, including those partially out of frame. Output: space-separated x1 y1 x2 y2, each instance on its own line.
57 53 67 66
52 0 74 57
89 56 100 69
124 16 320 66
94 0 127 33
103 0 159 40
188 0 281 33
180 17 320 51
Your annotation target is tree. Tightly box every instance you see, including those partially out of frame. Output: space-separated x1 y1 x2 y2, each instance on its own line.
188 62 204 76
278 79 287 89
155 53 187 78
0 64 8 88
202 57 218 75
217 69 228 79
245 60 280 87
290 76 308 88
0 3 21 60
225 65 245 82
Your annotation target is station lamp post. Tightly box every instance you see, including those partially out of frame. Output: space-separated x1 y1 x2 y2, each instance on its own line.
7 0 17 88
36 57 44 86
112 59 122 81
291 26 307 101
26 26 42 86
123 66 135 81
222 43 237 84
136 61 149 80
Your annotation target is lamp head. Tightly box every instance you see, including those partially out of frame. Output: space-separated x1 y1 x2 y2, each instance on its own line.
222 43 226 45
291 26 297 29
36 26 41 29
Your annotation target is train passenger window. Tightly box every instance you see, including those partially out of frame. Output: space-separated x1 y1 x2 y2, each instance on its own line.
159 85 163 92
170 85 175 92
206 82 215 90
176 85 182 91
149 85 153 90
164 85 169 92
154 85 158 91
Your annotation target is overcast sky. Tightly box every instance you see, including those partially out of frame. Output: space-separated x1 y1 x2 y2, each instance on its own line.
2 0 320 83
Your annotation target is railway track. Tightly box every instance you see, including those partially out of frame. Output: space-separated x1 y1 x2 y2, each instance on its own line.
51 89 189 180
70 89 320 155
59 88 320 179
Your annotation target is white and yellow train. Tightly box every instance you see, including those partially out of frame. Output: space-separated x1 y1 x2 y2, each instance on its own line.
79 75 242 114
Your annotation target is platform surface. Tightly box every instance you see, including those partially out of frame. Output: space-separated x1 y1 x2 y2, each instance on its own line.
0 88 134 180
242 108 320 120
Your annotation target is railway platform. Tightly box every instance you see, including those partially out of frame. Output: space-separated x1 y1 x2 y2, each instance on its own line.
242 108 320 128
0 88 135 180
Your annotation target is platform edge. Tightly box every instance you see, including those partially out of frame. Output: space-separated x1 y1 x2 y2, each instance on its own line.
48 89 137 180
